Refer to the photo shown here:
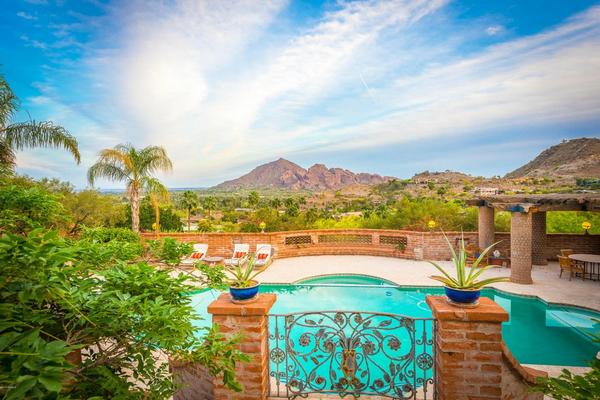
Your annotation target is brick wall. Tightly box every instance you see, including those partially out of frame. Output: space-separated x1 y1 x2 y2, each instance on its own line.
142 229 597 262
170 361 214 400
141 229 479 261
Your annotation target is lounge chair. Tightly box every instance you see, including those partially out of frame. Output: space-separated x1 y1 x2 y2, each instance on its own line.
254 244 273 270
224 244 250 266
181 243 208 266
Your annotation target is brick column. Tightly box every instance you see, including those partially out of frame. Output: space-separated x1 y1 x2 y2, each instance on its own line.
427 296 508 399
510 212 533 284
208 293 276 400
531 212 547 265
427 296 545 400
478 206 495 250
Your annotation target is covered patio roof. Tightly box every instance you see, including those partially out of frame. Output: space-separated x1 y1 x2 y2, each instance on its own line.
470 193 600 285
467 193 600 212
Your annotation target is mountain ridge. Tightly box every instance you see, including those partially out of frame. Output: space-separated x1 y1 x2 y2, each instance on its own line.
215 158 393 190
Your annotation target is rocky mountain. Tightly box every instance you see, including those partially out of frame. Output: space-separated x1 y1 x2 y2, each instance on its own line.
215 158 392 190
505 138 600 179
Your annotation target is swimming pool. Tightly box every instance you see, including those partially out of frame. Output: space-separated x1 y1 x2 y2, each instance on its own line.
190 276 600 367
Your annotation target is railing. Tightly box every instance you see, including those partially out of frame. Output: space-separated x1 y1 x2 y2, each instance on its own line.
268 311 436 399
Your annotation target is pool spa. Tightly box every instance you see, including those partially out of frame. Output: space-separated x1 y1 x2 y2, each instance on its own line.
190 275 600 367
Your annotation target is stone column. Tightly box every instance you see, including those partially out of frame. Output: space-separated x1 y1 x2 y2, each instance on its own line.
531 211 547 265
208 293 276 400
510 212 534 284
426 296 544 400
478 206 495 250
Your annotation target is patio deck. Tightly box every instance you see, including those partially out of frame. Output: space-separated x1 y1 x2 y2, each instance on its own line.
258 255 600 311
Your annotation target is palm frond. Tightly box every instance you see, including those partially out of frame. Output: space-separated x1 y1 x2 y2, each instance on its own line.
3 121 80 163
87 162 130 186
138 146 173 175
0 75 18 127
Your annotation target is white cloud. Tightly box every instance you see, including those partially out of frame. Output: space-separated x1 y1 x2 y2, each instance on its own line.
17 1 600 187
17 11 38 20
485 24 504 36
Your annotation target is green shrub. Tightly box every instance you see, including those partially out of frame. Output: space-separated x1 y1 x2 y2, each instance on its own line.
0 229 246 399
148 237 193 265
81 226 140 243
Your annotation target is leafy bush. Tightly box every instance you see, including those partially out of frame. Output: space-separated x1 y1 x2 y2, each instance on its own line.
534 359 600 400
197 219 215 232
0 183 69 234
148 237 193 265
81 226 141 243
0 229 246 399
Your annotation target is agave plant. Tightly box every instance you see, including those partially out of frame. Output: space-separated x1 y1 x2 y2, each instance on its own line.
224 255 264 288
428 233 509 290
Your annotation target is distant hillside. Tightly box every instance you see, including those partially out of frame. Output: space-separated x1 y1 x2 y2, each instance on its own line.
506 138 600 179
412 170 473 183
215 158 393 190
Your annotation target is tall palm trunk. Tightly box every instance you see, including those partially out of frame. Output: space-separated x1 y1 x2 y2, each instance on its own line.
187 209 191 231
130 186 140 233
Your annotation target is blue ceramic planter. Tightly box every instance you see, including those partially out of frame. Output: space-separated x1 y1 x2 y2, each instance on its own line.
444 286 481 304
229 281 260 301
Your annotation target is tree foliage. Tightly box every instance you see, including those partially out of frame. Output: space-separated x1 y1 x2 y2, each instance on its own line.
0 229 246 399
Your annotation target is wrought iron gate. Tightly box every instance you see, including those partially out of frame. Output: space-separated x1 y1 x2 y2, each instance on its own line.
268 311 436 399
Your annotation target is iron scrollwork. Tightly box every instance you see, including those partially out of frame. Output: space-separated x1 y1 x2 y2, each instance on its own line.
269 311 435 399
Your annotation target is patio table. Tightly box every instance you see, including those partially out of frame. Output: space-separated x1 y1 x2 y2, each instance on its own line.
568 254 600 281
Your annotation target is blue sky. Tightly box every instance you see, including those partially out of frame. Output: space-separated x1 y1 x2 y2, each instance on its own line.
1 0 599 188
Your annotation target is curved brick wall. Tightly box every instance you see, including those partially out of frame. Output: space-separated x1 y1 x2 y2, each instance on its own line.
142 229 478 261
142 229 597 262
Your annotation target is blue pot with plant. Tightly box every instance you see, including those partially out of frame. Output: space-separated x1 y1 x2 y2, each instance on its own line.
428 234 509 307
225 255 264 302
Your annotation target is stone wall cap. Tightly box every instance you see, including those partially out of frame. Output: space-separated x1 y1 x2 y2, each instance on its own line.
426 295 509 322
208 293 276 316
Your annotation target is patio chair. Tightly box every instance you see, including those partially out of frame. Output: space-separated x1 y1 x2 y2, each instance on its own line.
558 255 584 281
180 243 208 266
465 243 488 267
224 243 250 267
560 249 574 257
254 244 273 270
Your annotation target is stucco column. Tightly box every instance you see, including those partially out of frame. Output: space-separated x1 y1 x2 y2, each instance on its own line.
209 293 276 399
531 211 547 265
510 212 533 284
478 206 495 250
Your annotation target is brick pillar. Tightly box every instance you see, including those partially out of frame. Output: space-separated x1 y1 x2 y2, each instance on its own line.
478 206 495 250
510 212 533 284
208 293 276 400
427 296 508 400
427 296 545 400
531 212 547 265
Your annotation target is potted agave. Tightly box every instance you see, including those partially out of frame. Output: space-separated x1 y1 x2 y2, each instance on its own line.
428 235 509 307
225 255 264 302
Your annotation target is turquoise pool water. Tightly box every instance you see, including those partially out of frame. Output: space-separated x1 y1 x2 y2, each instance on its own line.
190 277 600 367
296 274 395 285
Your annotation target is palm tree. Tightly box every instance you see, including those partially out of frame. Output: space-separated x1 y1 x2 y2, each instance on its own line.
179 190 199 231
145 178 170 234
248 191 260 209
0 74 80 168
87 144 172 232
203 196 217 219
